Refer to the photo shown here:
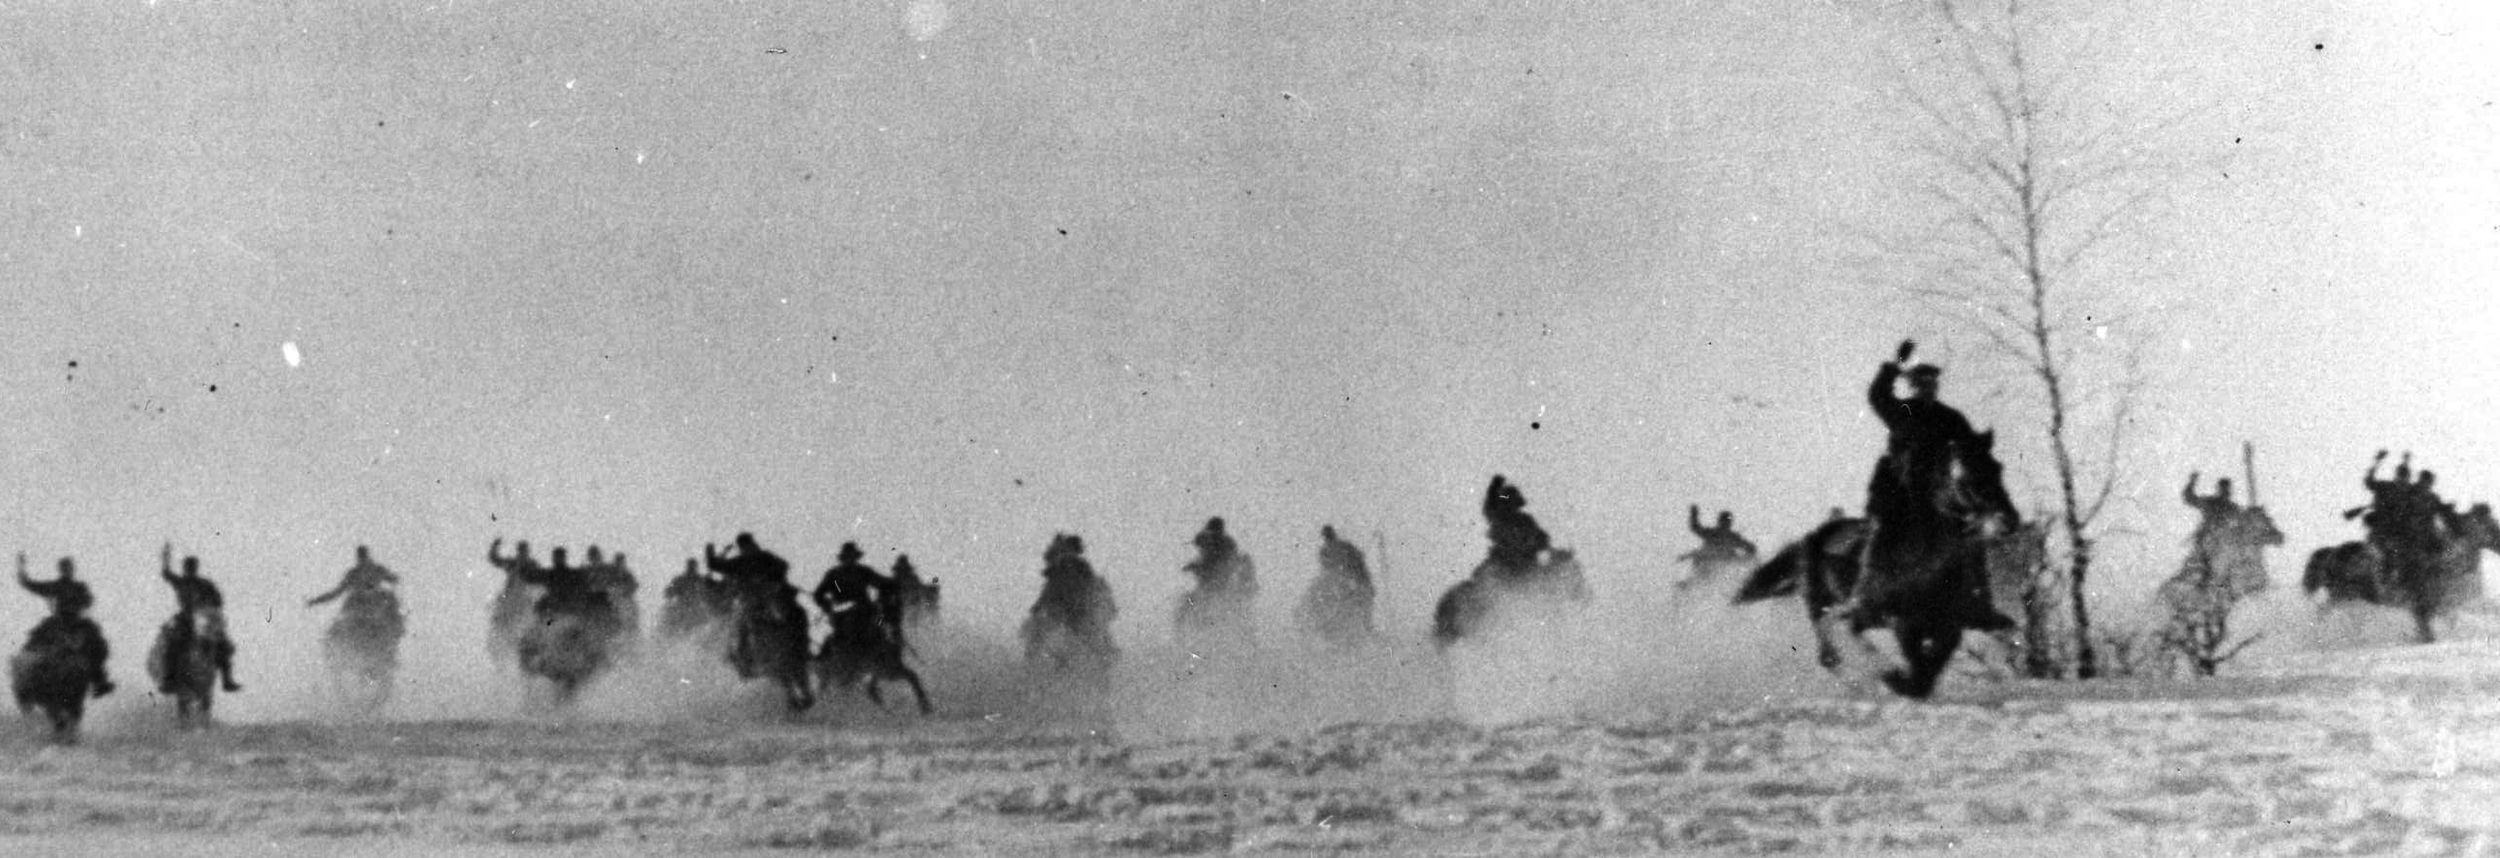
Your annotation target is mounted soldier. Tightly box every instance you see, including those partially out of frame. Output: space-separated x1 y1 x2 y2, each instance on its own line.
706 533 805 679
813 542 895 652
17 554 113 698
1858 340 2016 632
157 544 242 693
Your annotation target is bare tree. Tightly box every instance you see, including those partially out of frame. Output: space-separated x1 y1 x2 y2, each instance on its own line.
1849 0 2213 679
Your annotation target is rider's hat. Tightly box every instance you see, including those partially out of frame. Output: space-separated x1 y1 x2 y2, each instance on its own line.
838 541 864 561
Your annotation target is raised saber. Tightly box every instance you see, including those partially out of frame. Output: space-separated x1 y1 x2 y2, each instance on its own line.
2243 441 2259 507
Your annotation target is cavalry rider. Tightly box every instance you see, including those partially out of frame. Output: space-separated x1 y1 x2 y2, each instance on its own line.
1185 517 1258 596
706 532 804 677
812 542 895 649
659 558 728 632
2353 450 2449 594
1684 505 1759 562
307 544 400 608
1298 524 1377 644
2181 472 2241 522
1482 475 1552 573
1862 340 2016 632
516 547 620 632
159 544 243 693
1031 533 1117 651
17 553 113 697
583 546 642 636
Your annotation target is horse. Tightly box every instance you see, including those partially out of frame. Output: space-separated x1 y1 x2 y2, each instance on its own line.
150 609 224 729
2305 503 2500 642
1294 569 1378 651
735 593 817 713
2157 504 2284 620
813 613 932 715
1431 548 1590 650
1021 581 1118 682
1174 553 1259 657
322 588 406 714
516 596 622 705
11 638 103 744
1734 432 2020 699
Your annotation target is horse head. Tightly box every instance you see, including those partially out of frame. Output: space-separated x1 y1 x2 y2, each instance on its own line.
2233 505 2287 547
2455 503 2500 553
1942 430 2021 537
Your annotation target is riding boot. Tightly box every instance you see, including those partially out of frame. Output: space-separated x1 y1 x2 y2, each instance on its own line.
93 671 116 698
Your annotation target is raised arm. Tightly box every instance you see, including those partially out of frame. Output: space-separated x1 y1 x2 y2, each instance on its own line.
488 538 509 568
159 542 178 586
1687 505 1706 536
2182 472 2202 507
307 581 350 606
15 552 34 593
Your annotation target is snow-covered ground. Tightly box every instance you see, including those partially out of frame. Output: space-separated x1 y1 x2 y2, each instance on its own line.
8 596 2500 856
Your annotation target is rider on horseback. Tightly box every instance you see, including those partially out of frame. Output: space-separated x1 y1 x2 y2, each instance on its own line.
1482 476 1552 575
18 554 113 697
1028 533 1118 661
1296 524 1377 646
1185 517 1258 596
2182 473 2241 521
813 542 896 650
159 545 243 693
1862 340 2016 632
518 547 620 632
1684 505 1759 563
2353 450 2447 598
308 545 400 607
707 533 804 679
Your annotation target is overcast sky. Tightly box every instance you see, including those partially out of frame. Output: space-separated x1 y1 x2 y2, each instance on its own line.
2 1 2493 711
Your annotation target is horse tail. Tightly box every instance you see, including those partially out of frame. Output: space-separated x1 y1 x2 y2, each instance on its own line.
1733 540 1810 604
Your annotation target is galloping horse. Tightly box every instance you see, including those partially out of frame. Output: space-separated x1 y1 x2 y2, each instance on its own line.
1021 535 1119 683
1735 432 2020 699
321 587 406 714
516 596 622 705
12 638 104 744
1431 549 1590 650
1174 552 1259 657
737 591 817 713
813 615 932 715
2305 503 2500 642
2157 503 2285 620
151 609 224 729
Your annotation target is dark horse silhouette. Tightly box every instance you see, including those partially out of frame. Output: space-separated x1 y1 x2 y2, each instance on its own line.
319 588 406 714
151 609 224 729
12 634 107 744
2304 503 2500 643
738 589 817 713
1734 432 2020 699
516 595 623 705
1431 549 1590 650
1021 534 1119 685
813 614 932 715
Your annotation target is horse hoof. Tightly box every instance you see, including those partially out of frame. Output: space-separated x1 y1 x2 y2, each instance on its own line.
1879 670 1933 700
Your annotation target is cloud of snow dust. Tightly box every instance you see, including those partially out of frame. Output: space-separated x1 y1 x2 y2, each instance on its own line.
1437 570 1832 725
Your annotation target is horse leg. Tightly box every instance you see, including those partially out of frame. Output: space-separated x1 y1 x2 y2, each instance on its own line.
2414 601 2439 644
889 662 934 715
1882 624 1963 700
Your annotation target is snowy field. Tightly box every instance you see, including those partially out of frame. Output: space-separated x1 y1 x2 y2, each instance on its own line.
9 593 2500 857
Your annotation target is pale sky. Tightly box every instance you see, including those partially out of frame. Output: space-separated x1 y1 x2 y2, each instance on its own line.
1 1 2493 716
